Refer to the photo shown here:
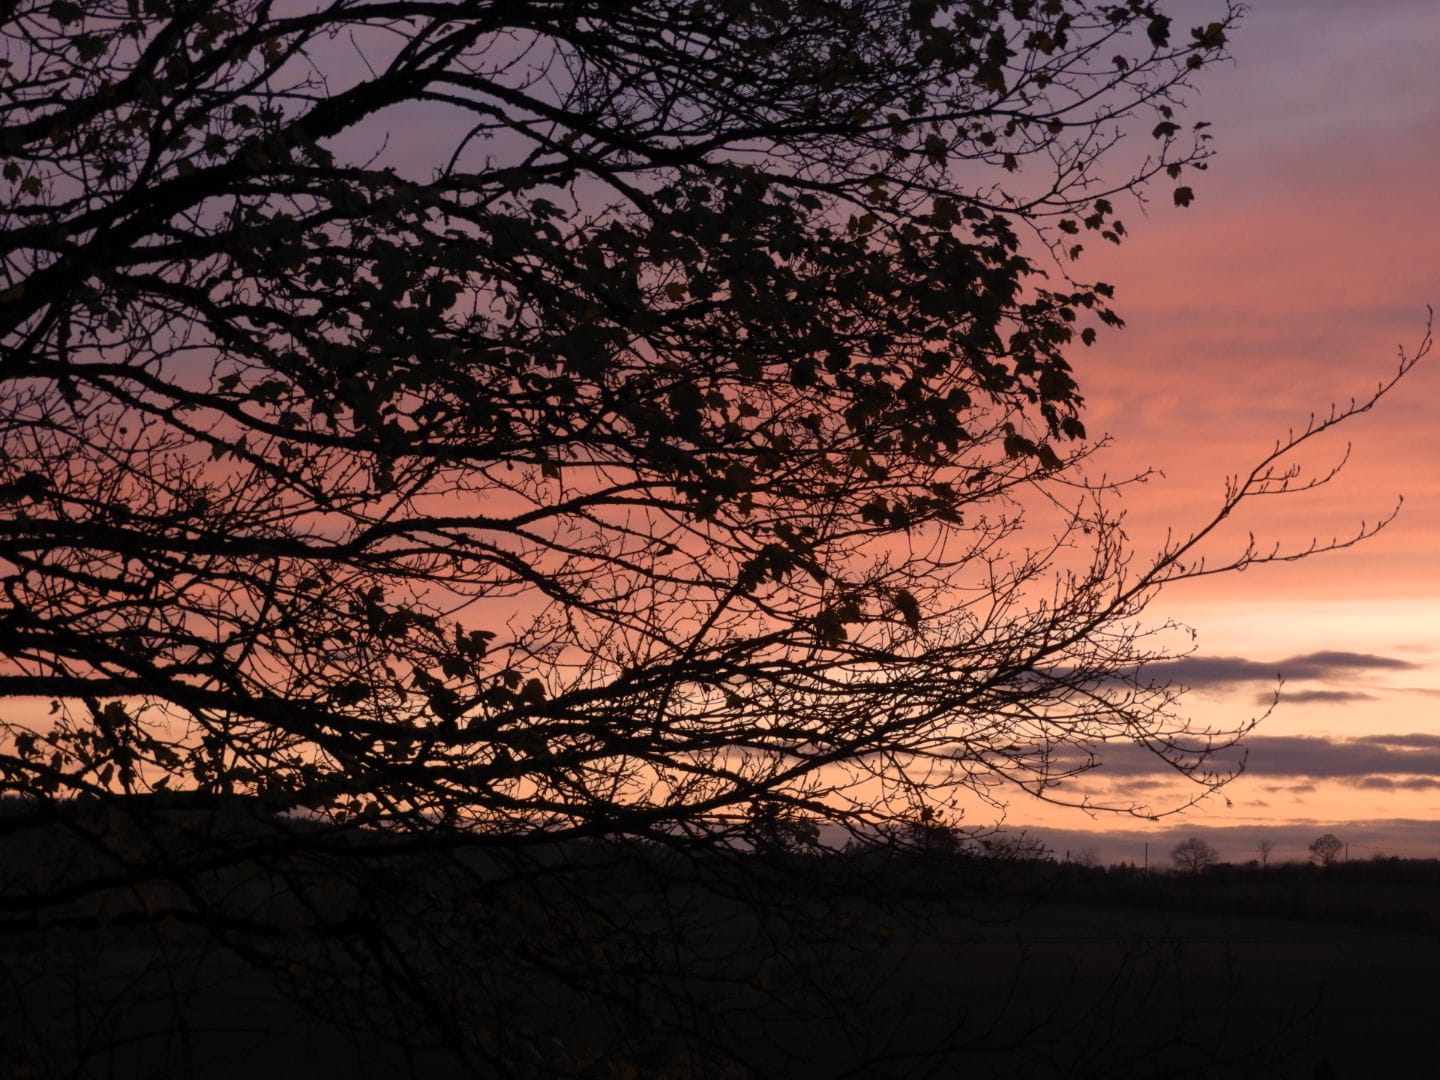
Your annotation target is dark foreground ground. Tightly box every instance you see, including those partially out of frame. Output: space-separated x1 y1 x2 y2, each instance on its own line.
3 808 1438 1079
4 891 1437 1078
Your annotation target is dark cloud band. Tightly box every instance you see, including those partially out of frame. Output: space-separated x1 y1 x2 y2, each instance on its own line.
1067 733 1440 781
1140 650 1415 688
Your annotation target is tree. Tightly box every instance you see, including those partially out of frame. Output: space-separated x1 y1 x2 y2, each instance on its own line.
745 799 822 855
0 0 1424 1073
1170 837 1220 875
903 804 965 855
1257 837 1277 867
1309 833 1344 867
2 0 1279 854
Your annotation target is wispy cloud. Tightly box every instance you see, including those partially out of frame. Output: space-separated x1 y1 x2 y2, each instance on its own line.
1140 651 1416 690
1354 733 1440 749
1072 732 1440 782
1255 689 1375 706
1353 776 1440 791
1260 782 1316 796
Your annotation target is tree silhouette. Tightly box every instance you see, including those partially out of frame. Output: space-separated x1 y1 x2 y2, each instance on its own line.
0 1 1425 1073
1257 837 1277 867
1171 836 1220 875
1309 833 1344 867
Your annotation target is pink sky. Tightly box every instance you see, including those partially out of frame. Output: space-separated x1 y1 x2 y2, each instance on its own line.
1007 0 1440 858
310 2 1440 856
259 2 1440 855
10 3 1432 861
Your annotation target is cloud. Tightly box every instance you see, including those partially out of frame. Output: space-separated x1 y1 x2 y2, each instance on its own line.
1351 776 1440 792
1254 689 1375 706
1248 738 1419 777
1139 650 1416 690
1240 735 1440 778
1354 733 1440 749
1261 782 1316 796
1069 732 1440 782
1105 778 1176 793
1285 651 1418 674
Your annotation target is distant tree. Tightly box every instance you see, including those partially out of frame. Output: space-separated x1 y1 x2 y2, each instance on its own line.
0 0 1424 1073
902 805 964 855
1257 838 1277 867
746 801 822 855
1309 833 1344 867
1171 837 1220 875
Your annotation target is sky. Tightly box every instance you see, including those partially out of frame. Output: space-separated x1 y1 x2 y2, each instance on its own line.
282 2 1440 861
206 1 1440 862
290 0 1440 862
1009 0 1440 862
9 1 1434 866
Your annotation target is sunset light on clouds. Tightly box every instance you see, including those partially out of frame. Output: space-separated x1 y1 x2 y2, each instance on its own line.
1013 0 1440 860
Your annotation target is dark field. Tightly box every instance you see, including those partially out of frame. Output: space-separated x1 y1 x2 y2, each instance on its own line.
5 852 1438 1079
